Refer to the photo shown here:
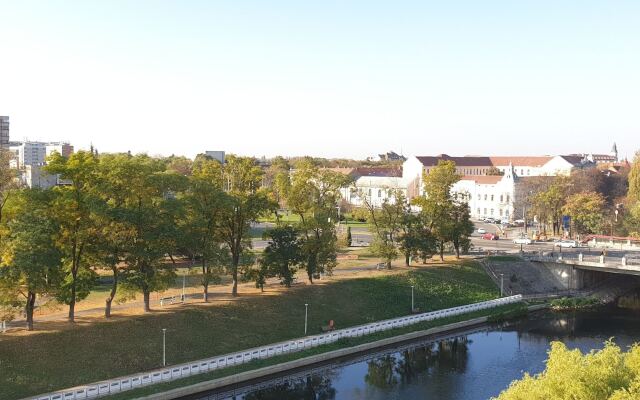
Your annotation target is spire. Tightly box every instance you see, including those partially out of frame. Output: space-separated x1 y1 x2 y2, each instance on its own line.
611 142 618 161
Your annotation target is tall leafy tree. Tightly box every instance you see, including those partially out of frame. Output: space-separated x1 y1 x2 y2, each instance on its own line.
219 155 274 296
0 189 62 330
285 161 351 282
0 150 18 238
628 151 640 203
363 190 406 269
45 150 100 322
116 155 186 312
180 157 229 302
562 191 606 235
259 226 302 287
414 160 461 261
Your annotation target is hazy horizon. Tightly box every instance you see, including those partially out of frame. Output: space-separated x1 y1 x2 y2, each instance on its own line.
1 1 639 160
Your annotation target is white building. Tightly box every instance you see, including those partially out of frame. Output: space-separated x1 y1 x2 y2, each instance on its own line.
21 165 59 189
338 167 406 208
403 154 585 222
10 141 47 168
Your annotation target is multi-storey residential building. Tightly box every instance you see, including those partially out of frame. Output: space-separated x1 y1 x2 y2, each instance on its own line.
205 150 225 164
8 140 74 188
0 116 9 149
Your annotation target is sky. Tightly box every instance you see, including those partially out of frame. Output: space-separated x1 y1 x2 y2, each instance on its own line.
0 1 639 160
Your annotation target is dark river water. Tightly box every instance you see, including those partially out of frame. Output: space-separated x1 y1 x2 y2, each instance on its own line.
189 307 640 400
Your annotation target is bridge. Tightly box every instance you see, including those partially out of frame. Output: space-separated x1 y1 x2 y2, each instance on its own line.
522 251 640 295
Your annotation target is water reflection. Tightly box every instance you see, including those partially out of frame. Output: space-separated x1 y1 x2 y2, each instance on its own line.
192 308 640 400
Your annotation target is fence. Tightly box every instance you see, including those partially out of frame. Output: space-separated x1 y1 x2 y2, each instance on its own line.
29 295 523 400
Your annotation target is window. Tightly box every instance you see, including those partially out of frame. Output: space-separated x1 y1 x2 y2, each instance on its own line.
500 195 503 202
490 195 494 201
506 209 510 216
527 169 530 175
478 194 481 200
368 189 371 196
377 189 382 197
499 209 503 216
506 195 510 202
484 194 487 200
477 208 481 214
484 208 487 215
490 209 494 215
520 169 524 175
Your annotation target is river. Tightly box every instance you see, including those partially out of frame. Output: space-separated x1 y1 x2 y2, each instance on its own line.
187 307 640 400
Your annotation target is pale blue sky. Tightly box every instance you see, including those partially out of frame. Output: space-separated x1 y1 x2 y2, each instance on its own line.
0 1 638 159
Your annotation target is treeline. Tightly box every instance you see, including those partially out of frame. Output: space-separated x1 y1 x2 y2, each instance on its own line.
360 160 474 267
0 151 277 329
520 154 640 237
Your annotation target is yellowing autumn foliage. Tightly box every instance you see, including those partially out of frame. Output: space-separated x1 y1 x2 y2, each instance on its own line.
495 341 640 400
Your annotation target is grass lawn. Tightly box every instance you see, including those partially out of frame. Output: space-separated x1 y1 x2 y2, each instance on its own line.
0 261 499 399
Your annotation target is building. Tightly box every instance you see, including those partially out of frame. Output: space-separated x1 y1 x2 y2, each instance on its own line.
402 153 589 222
0 116 9 149
570 142 619 165
46 142 74 158
205 150 225 164
339 167 406 208
20 165 59 189
9 141 48 168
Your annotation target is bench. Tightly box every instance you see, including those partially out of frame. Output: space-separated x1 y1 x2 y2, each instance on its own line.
320 320 335 333
160 295 179 306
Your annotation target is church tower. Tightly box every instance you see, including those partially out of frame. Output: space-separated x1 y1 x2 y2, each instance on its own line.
610 142 619 162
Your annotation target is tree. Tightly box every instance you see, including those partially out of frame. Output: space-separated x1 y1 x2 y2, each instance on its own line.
363 190 406 269
0 189 62 330
260 226 302 287
0 149 18 238
45 151 100 322
284 161 351 282
219 155 274 296
486 166 504 176
449 202 474 258
628 151 640 202
346 226 352 247
413 160 464 260
562 191 606 235
494 341 640 400
115 154 185 312
180 157 229 302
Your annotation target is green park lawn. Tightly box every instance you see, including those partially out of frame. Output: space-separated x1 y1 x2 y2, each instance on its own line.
0 260 499 399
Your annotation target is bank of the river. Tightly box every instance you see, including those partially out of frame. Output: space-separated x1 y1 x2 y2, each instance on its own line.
103 303 527 400
2 261 499 400
191 306 640 400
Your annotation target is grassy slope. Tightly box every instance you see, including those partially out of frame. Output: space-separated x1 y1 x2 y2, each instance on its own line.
0 261 498 399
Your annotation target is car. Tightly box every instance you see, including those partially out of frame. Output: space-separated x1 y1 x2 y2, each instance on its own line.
484 218 496 224
482 232 499 240
554 240 578 248
477 228 487 234
513 237 532 245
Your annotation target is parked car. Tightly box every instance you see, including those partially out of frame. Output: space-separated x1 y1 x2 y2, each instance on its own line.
554 240 578 248
482 232 499 240
477 228 487 234
513 237 533 245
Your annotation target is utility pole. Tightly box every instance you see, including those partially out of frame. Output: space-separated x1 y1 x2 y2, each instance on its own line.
411 285 415 311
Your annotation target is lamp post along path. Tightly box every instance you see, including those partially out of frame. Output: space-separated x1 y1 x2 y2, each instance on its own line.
304 303 308 335
162 328 167 367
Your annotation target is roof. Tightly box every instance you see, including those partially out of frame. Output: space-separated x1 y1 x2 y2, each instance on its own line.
489 156 553 167
459 175 503 184
352 167 402 178
416 154 492 167
559 155 584 165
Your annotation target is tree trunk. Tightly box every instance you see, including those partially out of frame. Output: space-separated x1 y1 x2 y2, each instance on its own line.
105 266 118 318
68 269 77 323
439 242 445 261
203 284 209 302
386 260 392 270
405 253 410 267
454 242 461 259
231 253 239 296
26 291 36 331
143 290 151 312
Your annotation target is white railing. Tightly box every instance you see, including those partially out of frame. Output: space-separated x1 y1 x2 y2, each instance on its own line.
30 295 523 400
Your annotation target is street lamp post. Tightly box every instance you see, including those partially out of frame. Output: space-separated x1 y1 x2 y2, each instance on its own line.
500 273 504 297
304 303 308 335
182 270 186 303
411 285 415 312
162 328 167 366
